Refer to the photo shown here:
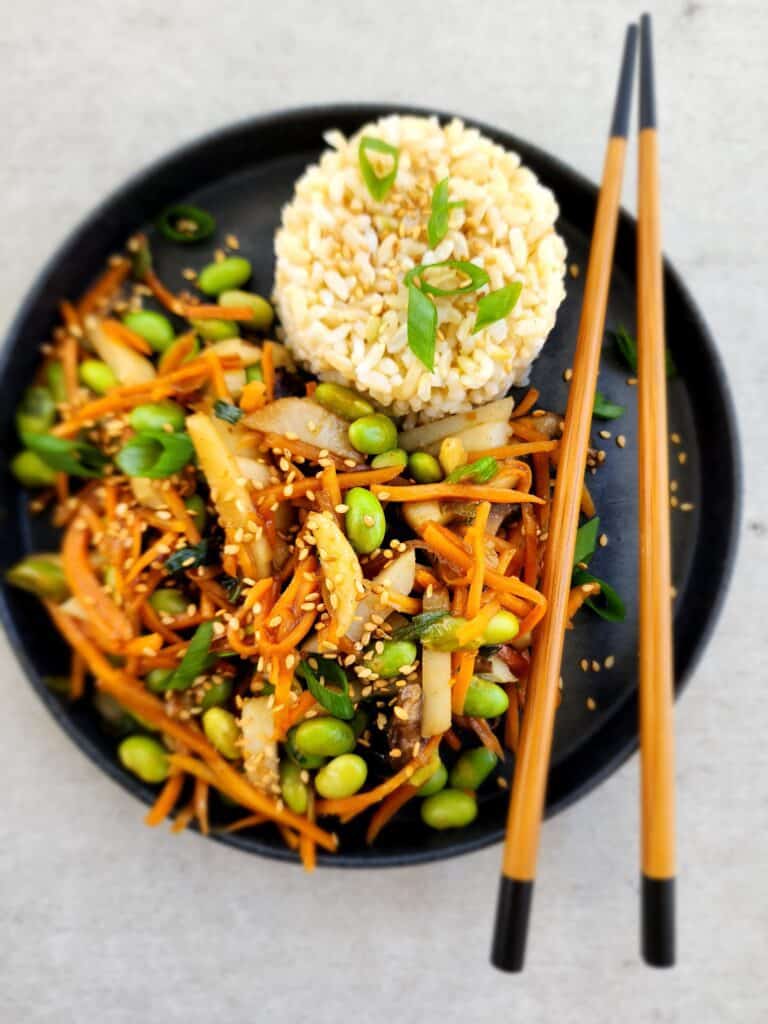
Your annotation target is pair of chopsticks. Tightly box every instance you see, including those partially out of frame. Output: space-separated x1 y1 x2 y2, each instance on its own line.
491 14 675 971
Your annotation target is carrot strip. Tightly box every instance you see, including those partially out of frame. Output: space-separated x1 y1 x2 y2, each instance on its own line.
510 387 540 418
372 484 544 505
70 652 86 700
261 433 353 471
160 485 201 544
145 772 185 826
62 519 134 642
517 601 548 635
124 530 176 584
77 258 131 317
581 481 597 519
255 464 402 506
240 379 266 413
443 728 462 751
157 331 198 375
365 784 418 844
140 601 183 645
220 813 269 833
194 777 210 835
60 330 80 405
144 269 254 321
281 690 317 731
521 502 539 587
472 440 558 459
566 581 601 624
123 633 164 656
466 502 490 618
450 650 476 715
101 318 152 356
206 350 230 400
262 341 275 402
465 716 505 760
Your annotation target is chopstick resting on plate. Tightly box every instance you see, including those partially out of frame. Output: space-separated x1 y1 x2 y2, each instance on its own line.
491 23 639 973
637 12 676 968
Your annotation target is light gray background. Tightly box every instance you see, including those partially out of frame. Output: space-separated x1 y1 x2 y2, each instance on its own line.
1 1 765 1021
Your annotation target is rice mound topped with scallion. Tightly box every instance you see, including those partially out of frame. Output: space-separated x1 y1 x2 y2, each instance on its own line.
274 115 567 423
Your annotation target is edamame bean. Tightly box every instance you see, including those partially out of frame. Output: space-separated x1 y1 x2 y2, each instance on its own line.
315 753 368 799
46 361 66 404
123 311 175 353
371 448 408 470
118 735 169 783
481 610 520 646
129 400 186 434
201 677 233 710
449 747 498 791
197 257 252 297
314 382 374 422
145 668 173 694
293 717 356 758
368 639 418 679
279 760 309 814
184 494 207 532
285 725 326 769
10 450 57 488
16 386 55 436
420 789 477 830
5 553 69 601
416 761 448 797
410 752 444 791
344 487 386 554
79 359 118 395
348 413 398 455
461 676 509 718
408 451 443 484
190 318 240 341
245 363 263 383
202 707 240 760
148 588 188 616
219 290 274 331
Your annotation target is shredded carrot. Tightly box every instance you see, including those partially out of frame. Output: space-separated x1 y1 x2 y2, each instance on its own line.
157 331 198 374
262 341 275 402
365 784 418 844
261 432 353 470
255 463 402 506
517 601 548 635
55 473 69 506
77 258 131 317
454 598 501 648
567 581 601 624
100 318 152 355
316 735 441 822
372 483 544 505
521 502 539 587
581 481 597 519
62 518 134 643
240 379 266 413
443 728 461 751
162 485 201 544
124 530 177 585
60 329 80 405
124 632 164 656
320 464 342 511
281 690 317 731
414 567 439 592
143 268 254 321
70 652 86 700
140 602 183 646
171 801 197 834
299 834 317 871
472 440 558 459
450 650 476 715
510 387 540 419
145 772 185 826
378 590 421 615
532 451 551 532
466 502 490 618
194 777 210 835
220 813 269 833
463 715 505 759
206 351 230 400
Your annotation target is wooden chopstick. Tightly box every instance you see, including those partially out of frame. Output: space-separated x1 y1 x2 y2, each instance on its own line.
637 12 676 968
491 24 639 973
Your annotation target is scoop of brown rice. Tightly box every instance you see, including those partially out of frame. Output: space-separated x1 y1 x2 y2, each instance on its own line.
274 115 566 423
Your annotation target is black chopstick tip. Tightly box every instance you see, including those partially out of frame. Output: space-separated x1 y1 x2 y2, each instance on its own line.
491 877 534 972
641 875 676 967
610 24 639 138
639 13 657 130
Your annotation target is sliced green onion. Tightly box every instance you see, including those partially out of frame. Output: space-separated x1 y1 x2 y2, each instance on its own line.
166 622 214 690
612 325 676 377
405 260 490 297
427 178 465 249
446 456 499 484
115 431 193 479
593 391 626 420
407 285 437 371
213 400 244 425
472 282 522 334
358 137 399 201
219 574 244 602
157 204 216 244
573 516 600 567
572 569 626 622
391 611 452 643
296 657 355 721
21 432 108 479
164 539 209 574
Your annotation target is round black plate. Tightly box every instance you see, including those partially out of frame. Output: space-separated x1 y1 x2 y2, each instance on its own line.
0 105 741 867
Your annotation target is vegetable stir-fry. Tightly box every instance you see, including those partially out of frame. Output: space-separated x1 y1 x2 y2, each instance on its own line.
5 230 618 868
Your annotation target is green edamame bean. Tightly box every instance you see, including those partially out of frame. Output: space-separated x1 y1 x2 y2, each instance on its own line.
370 448 408 470
293 717 356 758
280 760 309 814
148 588 188 616
408 451 443 484
16 386 55 436
118 735 169 783
344 487 386 555
202 707 240 760
123 311 175 353
449 747 498 791
245 363 263 383
145 668 174 694
314 753 368 799
46 361 67 404
348 414 398 455
420 789 478 830
416 761 448 797
462 676 509 718
219 290 274 331
11 450 57 488
285 725 325 769
410 752 444 791
481 610 519 646
368 639 418 679
201 677 233 710
190 317 240 341
184 494 207 532
79 359 118 395
314 382 374 422
5 553 68 602
129 400 186 434
197 257 252 297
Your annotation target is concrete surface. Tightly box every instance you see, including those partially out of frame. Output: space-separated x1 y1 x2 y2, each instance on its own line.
1 1 765 1021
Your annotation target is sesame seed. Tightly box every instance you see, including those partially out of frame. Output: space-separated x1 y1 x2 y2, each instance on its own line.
670 496 679 508
604 655 615 669
670 480 678 493
680 502 694 512
586 697 597 711
563 368 573 382
670 432 681 445
616 435 627 448
677 451 688 465
569 263 580 278
599 429 611 440
590 660 601 672
626 377 638 386
579 658 589 671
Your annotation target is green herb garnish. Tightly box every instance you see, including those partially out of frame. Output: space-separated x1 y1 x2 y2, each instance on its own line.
573 516 600 567
165 540 210 573
593 391 626 420
22 432 108 479
115 431 193 479
297 656 355 721
166 622 214 690
572 569 626 622
472 282 522 334
446 455 500 485
156 204 216 244
213 400 244 425
358 137 399 201
391 611 452 643
407 284 437 371
612 325 676 377
427 178 466 249
405 260 490 297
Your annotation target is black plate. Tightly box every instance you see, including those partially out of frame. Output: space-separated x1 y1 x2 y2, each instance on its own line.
0 105 741 867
